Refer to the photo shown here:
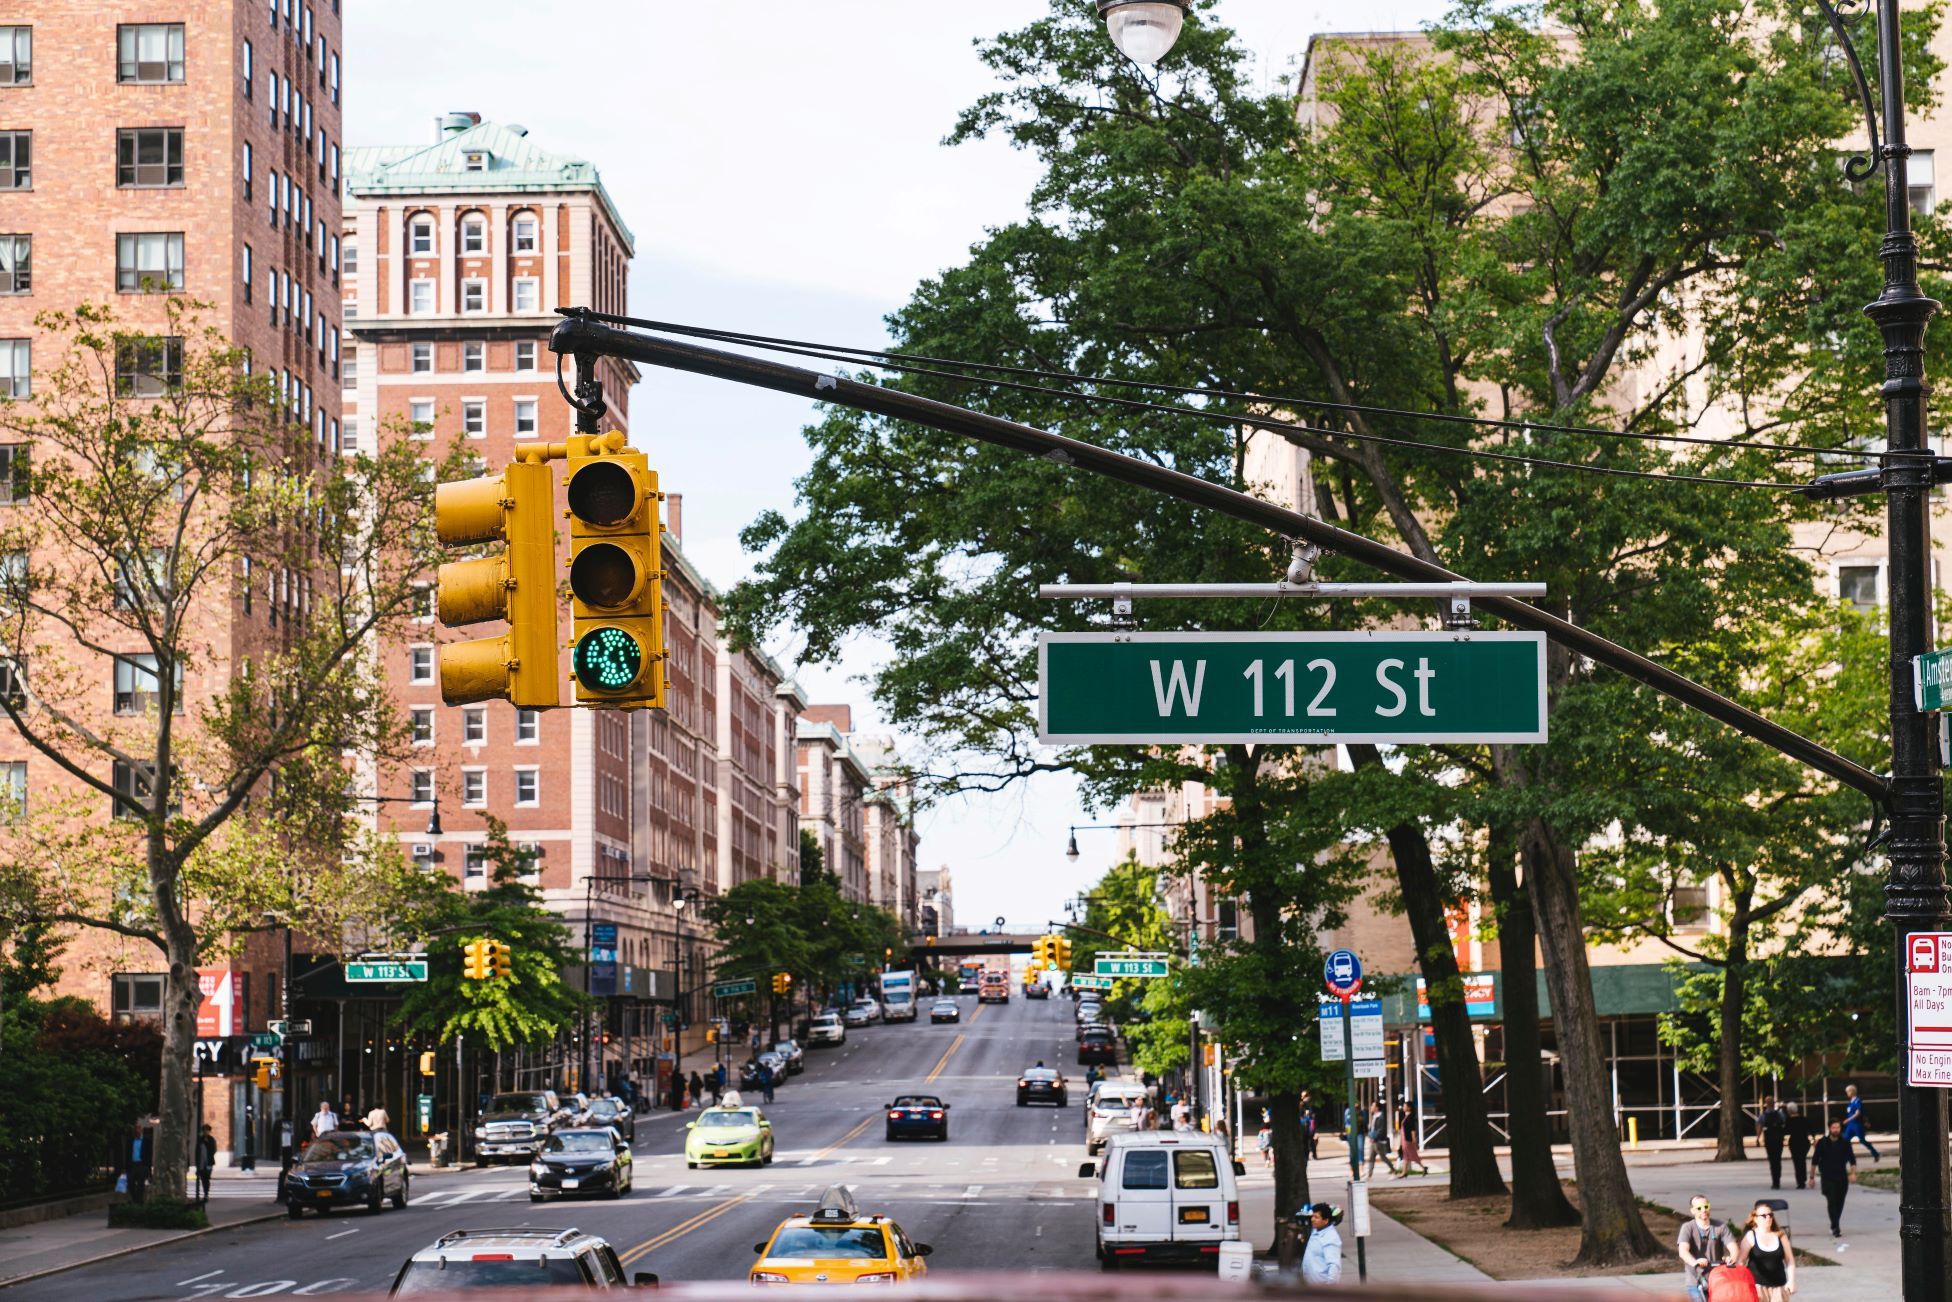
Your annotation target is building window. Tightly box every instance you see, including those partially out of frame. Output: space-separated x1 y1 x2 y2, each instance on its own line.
241 38 252 97
513 278 539 313
462 399 485 438
268 70 279 126
408 398 435 435
113 337 183 397
410 842 436 871
0 445 30 502
463 706 485 744
114 654 182 715
461 342 484 373
513 767 538 806
513 398 537 437
461 220 485 254
463 846 487 880
117 24 185 84
410 341 432 373
512 215 537 252
464 151 487 173
328 51 339 104
409 220 433 255
516 708 538 743
242 141 253 200
0 759 23 819
408 279 433 314
117 129 184 188
410 706 434 745
0 131 29 189
1840 564 1882 611
0 339 31 399
1912 150 1938 216
514 341 537 371
116 233 185 293
460 279 485 313
342 241 357 275
112 973 165 1017
0 235 27 295
461 767 486 807
408 644 433 683
0 27 30 85
409 768 434 804
341 349 355 387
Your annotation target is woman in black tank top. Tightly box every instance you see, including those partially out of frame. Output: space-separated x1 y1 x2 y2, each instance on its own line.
1738 1200 1797 1300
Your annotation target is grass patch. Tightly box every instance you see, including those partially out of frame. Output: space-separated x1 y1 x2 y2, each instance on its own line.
1859 1165 1901 1192
107 1198 209 1230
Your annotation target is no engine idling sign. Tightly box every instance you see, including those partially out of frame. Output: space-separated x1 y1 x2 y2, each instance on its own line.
1906 932 1952 1087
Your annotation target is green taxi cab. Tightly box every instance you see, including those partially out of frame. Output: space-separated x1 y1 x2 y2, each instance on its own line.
685 1096 775 1168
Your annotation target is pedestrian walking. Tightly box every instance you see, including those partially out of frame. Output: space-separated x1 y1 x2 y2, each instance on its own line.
1363 1102 1397 1179
1676 1194 1736 1302
194 1123 217 1204
1300 1090 1319 1160
669 1073 685 1112
1840 1083 1879 1161
1785 1102 1814 1189
714 1062 728 1099
1812 1118 1858 1237
1128 1093 1148 1133
761 1062 776 1105
1736 1200 1797 1302
1396 1104 1428 1177
340 1094 358 1129
1257 1114 1273 1169
1758 1096 1787 1190
311 1099 339 1139
1299 1203 1343 1286
364 1104 390 1132
119 1123 152 1204
690 1071 705 1109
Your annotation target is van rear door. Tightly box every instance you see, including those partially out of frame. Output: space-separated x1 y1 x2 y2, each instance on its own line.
1168 1148 1228 1245
1110 1148 1173 1246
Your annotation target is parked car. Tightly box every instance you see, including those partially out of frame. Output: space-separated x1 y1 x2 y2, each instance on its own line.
389 1227 652 1293
1085 1081 1152 1154
807 1011 847 1046
1076 999 1104 1024
577 1095 635 1144
741 1051 789 1090
285 1129 410 1217
771 1039 806 1075
1017 1066 1069 1107
929 998 962 1024
1082 1132 1245 1269
843 999 880 1027
474 1089 572 1165
530 1128 633 1201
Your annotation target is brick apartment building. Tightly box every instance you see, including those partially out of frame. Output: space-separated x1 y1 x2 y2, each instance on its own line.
0 0 346 1160
798 706 872 902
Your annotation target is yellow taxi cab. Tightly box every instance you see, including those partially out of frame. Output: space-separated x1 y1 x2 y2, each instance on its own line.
749 1185 933 1285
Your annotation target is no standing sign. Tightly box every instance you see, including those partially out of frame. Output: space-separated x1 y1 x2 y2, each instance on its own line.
1906 932 1952 1086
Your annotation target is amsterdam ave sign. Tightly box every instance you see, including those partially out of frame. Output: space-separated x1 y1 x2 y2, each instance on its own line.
1038 632 1548 745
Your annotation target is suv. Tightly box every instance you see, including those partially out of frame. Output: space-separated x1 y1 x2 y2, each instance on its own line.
1085 1081 1151 1154
807 1012 846 1046
474 1090 571 1165
389 1227 654 1293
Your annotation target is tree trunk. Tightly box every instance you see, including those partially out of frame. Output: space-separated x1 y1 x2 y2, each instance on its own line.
155 941 198 1203
1348 744 1504 1199
1714 893 1753 1163
1268 1090 1311 1242
1524 822 1662 1264
1495 828 1579 1229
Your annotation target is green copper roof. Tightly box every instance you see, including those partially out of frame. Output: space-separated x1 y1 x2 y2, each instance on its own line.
343 121 633 252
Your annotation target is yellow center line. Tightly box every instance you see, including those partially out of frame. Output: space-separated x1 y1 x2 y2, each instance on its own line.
967 1002 986 1024
808 1113 877 1163
620 1193 753 1266
924 1033 966 1084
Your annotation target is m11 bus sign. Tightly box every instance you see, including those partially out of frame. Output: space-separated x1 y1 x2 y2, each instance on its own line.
1038 632 1547 745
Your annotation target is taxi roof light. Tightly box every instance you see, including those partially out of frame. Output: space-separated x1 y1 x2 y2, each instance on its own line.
812 1183 860 1221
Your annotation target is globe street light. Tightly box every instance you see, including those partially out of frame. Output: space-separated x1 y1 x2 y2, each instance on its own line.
1097 0 1188 66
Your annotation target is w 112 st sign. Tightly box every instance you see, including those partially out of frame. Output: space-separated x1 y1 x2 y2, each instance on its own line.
1038 632 1547 745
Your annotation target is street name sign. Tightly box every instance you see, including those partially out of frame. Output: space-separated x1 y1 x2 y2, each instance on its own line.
1071 974 1116 991
1918 651 1952 712
266 1019 311 1038
1038 631 1547 745
1318 996 1385 1063
1906 932 1952 1086
345 961 427 983
712 979 758 998
250 1032 279 1049
1095 952 1171 978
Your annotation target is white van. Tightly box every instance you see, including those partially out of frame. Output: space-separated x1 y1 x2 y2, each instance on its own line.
1080 1131 1243 1269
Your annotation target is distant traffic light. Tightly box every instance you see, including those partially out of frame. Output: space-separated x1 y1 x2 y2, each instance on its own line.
1056 937 1073 969
433 455 560 708
418 1051 436 1076
772 972 792 995
463 938 489 980
565 431 666 708
252 1056 280 1090
490 940 512 979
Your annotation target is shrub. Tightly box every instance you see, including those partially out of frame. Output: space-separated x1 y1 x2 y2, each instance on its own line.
107 1198 208 1230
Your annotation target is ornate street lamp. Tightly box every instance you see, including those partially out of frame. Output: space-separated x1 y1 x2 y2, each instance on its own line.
1096 0 1188 66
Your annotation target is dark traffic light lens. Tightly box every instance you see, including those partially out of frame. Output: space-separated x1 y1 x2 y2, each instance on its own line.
570 542 640 609
574 626 644 692
568 461 638 527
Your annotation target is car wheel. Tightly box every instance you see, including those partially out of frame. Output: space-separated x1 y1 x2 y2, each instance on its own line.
1017 1097 1026 1107
1099 1247 1117 1272
393 1174 409 1209
687 1160 697 1169
287 1202 304 1220
886 1129 898 1142
1059 1094 1069 1107
530 1192 544 1203
763 1148 774 1166
473 1157 487 1169
369 1182 384 1215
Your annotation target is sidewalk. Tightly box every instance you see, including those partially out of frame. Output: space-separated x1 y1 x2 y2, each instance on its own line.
1238 1164 1492 1288
0 1196 286 1290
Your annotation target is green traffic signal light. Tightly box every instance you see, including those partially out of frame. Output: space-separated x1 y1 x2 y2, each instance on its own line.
573 626 645 692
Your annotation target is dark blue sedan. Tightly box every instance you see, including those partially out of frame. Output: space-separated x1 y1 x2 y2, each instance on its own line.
884 1093 950 1141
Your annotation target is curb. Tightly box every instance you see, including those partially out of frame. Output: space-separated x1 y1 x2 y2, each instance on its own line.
0 1209 287 1291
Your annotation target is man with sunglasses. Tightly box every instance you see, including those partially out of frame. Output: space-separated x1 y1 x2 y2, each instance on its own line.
1676 1194 1735 1302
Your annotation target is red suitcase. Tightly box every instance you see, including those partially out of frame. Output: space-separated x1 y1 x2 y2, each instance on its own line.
1705 1264 1759 1302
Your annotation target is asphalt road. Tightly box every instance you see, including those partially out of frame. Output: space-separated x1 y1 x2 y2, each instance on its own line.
30 992 1103 1299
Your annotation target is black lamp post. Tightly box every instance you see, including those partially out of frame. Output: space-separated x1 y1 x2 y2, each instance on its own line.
580 872 663 1093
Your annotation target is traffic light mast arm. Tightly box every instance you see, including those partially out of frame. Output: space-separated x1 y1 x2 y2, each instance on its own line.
547 310 1883 802
1049 918 1184 960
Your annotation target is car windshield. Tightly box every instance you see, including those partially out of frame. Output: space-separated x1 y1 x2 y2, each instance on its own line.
585 1099 622 1116
543 1132 614 1153
301 1137 372 1163
892 1096 941 1108
393 1258 586 1292
700 1110 759 1130
489 1093 546 1113
1024 1069 1057 1081
768 1227 888 1260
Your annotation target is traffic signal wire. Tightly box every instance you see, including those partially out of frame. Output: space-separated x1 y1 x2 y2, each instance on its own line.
561 309 1851 468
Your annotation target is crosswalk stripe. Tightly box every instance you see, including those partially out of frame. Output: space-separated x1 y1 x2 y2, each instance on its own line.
656 1185 690 1198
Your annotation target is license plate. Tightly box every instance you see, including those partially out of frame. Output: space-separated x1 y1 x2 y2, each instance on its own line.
1180 1207 1209 1223
562 1177 580 1189
713 1151 731 1158
315 1190 332 1199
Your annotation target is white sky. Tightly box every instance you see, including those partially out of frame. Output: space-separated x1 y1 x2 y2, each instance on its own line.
345 0 1454 928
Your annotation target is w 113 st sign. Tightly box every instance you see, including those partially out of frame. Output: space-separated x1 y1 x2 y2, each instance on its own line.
1038 631 1547 745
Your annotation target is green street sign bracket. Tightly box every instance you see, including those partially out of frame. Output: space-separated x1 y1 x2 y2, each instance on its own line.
345 961 428 983
1039 631 1547 745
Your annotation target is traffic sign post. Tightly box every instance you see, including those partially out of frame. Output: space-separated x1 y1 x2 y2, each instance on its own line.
1039 632 1547 745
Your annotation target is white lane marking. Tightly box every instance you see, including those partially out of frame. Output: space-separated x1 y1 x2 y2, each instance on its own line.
656 1185 691 1197
225 1283 296 1297
324 1227 360 1240
440 1189 490 1205
178 1271 223 1286
963 1185 983 1198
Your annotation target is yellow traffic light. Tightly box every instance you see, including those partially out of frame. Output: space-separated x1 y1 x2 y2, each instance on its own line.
252 1056 279 1090
1032 936 1051 966
463 938 488 980
1055 937 1073 970
564 431 665 708
419 1051 436 1076
491 940 512 979
771 972 791 994
433 455 560 708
